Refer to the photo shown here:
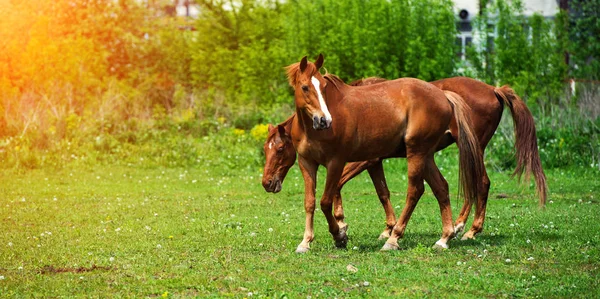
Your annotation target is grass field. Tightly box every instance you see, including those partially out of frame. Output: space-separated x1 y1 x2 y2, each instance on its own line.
1 159 599 298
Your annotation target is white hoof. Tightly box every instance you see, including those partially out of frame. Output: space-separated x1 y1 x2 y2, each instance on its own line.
378 229 391 240
454 223 465 235
432 240 449 250
380 242 399 251
295 245 310 253
461 230 476 240
339 224 348 234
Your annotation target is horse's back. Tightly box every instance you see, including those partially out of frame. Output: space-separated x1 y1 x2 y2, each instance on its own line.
431 77 503 148
431 77 500 112
385 78 455 149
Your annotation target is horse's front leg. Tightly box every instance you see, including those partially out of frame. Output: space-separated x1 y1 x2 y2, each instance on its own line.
322 160 347 248
296 156 318 253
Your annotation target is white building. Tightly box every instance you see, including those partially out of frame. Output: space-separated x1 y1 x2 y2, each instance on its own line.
453 0 560 60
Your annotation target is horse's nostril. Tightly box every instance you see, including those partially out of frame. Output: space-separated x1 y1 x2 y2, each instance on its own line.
313 116 320 129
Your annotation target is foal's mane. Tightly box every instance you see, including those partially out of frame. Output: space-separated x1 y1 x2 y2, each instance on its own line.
268 114 295 140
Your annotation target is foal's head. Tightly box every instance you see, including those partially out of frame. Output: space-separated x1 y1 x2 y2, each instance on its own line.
286 54 332 130
262 123 296 193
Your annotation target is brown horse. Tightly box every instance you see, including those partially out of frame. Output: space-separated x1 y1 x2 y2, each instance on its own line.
262 75 547 241
280 54 484 252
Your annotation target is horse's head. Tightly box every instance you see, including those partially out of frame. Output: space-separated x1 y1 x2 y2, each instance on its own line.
262 123 296 193
286 54 332 130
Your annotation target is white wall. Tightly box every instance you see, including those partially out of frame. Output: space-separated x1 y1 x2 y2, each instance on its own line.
453 0 559 19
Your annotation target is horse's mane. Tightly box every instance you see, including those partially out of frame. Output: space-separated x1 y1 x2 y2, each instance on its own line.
323 73 346 91
279 114 295 131
349 77 387 86
286 62 319 87
287 60 385 91
268 114 295 140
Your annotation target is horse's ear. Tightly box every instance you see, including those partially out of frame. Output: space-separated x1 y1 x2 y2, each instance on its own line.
315 53 324 70
299 56 308 73
277 124 289 138
268 124 275 131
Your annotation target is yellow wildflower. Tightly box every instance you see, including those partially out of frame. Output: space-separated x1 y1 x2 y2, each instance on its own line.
233 128 245 136
250 124 270 141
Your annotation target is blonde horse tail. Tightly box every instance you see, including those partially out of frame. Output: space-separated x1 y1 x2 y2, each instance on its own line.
444 91 485 206
494 86 548 207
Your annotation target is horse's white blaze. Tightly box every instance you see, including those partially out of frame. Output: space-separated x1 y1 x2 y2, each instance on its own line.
269 142 273 149
311 76 332 123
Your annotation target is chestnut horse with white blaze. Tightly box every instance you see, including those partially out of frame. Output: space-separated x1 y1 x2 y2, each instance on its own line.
262 76 547 241
282 54 484 252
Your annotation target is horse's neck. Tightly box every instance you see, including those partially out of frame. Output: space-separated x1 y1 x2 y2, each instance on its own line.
325 82 346 107
293 108 311 133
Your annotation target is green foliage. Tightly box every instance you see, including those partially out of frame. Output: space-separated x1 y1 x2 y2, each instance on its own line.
285 0 457 81
0 116 266 172
463 0 599 171
466 0 566 106
485 107 600 171
190 0 289 118
403 0 457 80
0 0 599 171
568 0 600 80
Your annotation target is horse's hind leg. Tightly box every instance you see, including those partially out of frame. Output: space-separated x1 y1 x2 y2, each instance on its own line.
454 198 472 235
423 158 455 249
321 160 347 248
462 167 491 240
332 193 347 234
366 161 397 240
382 154 426 251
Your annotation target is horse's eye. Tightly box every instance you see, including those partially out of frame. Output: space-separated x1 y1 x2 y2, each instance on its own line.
277 146 284 153
301 85 309 92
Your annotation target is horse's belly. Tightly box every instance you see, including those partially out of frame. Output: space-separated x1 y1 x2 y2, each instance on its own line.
346 130 405 162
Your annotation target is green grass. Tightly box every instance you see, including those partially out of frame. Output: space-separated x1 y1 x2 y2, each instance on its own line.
1 159 599 298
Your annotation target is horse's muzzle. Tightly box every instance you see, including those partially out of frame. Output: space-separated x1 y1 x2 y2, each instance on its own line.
262 178 282 193
312 116 332 130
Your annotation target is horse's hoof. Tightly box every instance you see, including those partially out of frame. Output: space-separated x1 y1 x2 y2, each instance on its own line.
432 241 449 250
380 242 399 251
339 224 348 234
378 229 391 240
461 231 476 240
454 223 465 235
295 245 310 253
